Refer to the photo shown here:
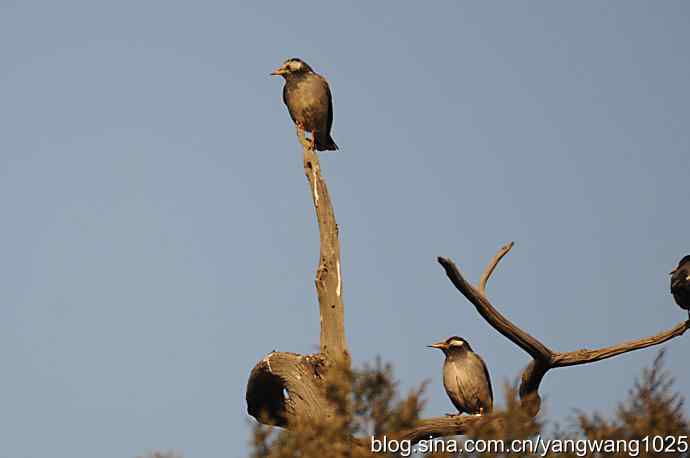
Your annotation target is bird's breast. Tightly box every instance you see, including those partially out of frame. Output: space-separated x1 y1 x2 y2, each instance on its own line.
284 77 329 130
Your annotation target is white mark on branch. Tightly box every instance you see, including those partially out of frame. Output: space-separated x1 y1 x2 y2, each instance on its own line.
312 168 319 205
336 260 341 297
262 354 273 373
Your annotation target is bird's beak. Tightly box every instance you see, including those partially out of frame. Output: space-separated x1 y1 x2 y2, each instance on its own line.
670 268 677 275
428 341 447 350
270 66 287 76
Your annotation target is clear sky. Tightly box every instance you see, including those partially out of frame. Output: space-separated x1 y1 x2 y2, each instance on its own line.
1 2 689 457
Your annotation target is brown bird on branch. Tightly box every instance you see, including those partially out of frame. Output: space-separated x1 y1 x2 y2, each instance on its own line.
670 255 690 319
271 58 338 151
429 336 493 416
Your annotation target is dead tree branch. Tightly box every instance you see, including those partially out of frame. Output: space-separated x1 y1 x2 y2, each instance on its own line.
369 245 689 443
245 127 350 428
438 245 552 362
245 125 688 445
550 321 689 366
300 128 350 367
246 352 333 427
479 241 514 295
437 243 689 416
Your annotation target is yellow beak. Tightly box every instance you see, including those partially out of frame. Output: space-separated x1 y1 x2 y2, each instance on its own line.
270 66 287 76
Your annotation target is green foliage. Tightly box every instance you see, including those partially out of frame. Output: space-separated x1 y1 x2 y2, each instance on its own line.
564 350 689 457
457 383 543 458
246 351 688 458
249 360 426 457
352 357 428 437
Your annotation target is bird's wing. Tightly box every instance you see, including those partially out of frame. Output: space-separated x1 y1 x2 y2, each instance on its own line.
325 80 334 132
455 354 493 411
282 84 296 123
477 355 494 404
315 74 334 131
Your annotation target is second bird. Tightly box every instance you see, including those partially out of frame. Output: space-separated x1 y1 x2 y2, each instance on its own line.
670 255 690 319
429 336 493 416
271 58 338 151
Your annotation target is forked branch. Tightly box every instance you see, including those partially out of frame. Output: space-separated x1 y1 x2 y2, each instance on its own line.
438 243 689 416
247 124 687 444
380 245 689 443
438 244 552 362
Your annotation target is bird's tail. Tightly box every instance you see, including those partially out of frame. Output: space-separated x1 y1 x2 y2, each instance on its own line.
315 132 338 151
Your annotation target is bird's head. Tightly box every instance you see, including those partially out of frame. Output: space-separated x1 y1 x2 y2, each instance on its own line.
271 58 314 79
428 336 472 355
670 255 690 275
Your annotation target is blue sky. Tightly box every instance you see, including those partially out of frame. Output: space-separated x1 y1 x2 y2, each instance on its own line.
1 2 689 457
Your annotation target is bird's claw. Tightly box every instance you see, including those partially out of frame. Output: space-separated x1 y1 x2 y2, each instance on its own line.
295 123 314 151
445 413 460 417
295 123 305 139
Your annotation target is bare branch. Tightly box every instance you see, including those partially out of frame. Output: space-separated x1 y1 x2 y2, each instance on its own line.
437 245 690 419
246 352 334 427
299 127 350 368
552 320 689 367
247 117 690 445
518 359 549 417
479 241 514 295
437 256 553 362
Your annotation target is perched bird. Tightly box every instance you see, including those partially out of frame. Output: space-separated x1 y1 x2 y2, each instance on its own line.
670 255 690 319
271 58 338 151
428 336 493 416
